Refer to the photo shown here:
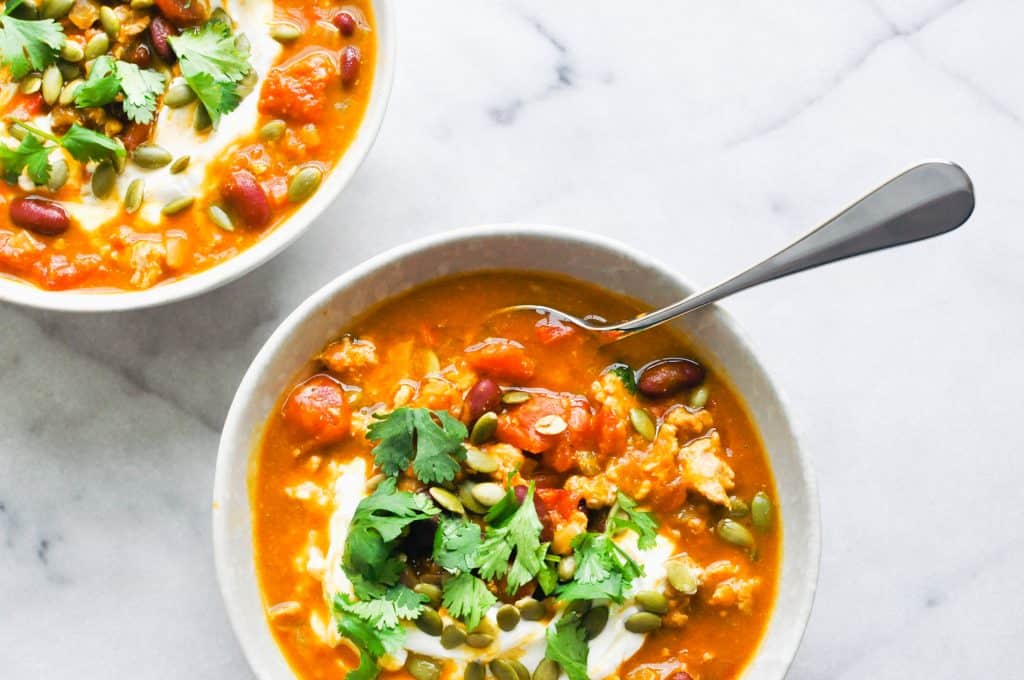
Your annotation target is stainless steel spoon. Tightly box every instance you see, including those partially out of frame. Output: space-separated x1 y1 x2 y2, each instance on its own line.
504 161 975 343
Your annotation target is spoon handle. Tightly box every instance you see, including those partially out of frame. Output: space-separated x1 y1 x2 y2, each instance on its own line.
614 161 975 335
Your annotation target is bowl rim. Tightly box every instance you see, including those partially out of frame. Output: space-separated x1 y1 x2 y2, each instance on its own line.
213 223 821 679
0 0 397 313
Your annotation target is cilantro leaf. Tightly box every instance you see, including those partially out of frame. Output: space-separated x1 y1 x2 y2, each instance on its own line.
334 584 426 631
473 483 548 593
433 516 483 573
0 13 64 79
168 20 251 126
545 613 589 680
608 491 658 550
333 594 406 680
556 532 644 604
367 408 468 484
61 124 126 164
0 133 50 184
185 73 240 127
442 572 497 632
608 363 637 394
115 60 166 123
74 55 120 108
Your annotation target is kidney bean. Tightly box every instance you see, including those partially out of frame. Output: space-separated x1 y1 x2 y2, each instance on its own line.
666 674 694 680
149 16 178 64
154 0 210 27
332 10 356 36
340 46 361 88
10 196 70 236
121 121 154 152
125 42 152 69
514 485 528 505
465 378 501 424
637 358 706 398
220 170 271 228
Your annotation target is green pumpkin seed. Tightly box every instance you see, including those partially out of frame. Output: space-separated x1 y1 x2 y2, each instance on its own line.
419 573 443 586
207 204 234 232
163 83 197 108
465 632 493 649
235 33 251 53
429 487 464 514
515 597 545 621
236 69 258 98
413 583 442 609
557 555 576 581
469 411 498 445
458 483 488 514
716 518 755 550
489 660 519 680
629 407 656 441
406 656 442 680
9 0 37 18
193 104 212 132
565 599 591 618
9 122 27 140
58 78 83 105
727 496 750 518
689 385 709 409
624 611 662 634
509 660 530 680
532 659 560 680
44 157 68 191
41 65 62 105
57 61 80 81
40 0 73 19
501 390 531 405
496 604 520 631
666 557 700 595
60 41 84 62
91 162 116 199
161 196 195 216
210 6 232 26
169 156 190 174
414 607 443 637
270 21 303 43
112 150 126 174
19 75 41 95
132 144 173 169
465 661 485 680
84 33 110 60
465 446 499 474
129 0 155 8
751 491 772 532
583 605 609 640
99 5 120 38
635 590 669 615
440 624 466 649
288 165 323 203
259 119 287 141
123 178 145 213
470 482 505 508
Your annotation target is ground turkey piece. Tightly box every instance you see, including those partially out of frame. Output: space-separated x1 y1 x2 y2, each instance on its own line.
259 51 338 124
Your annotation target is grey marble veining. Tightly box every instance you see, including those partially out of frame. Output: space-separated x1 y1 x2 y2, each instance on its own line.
3 0 1023 677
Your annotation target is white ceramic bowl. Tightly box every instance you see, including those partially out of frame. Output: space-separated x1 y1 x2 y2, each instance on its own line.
0 0 395 313
214 225 820 679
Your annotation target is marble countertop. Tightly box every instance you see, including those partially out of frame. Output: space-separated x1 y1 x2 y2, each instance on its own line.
3 0 1022 677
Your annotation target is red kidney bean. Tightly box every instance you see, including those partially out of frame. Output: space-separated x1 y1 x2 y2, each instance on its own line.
514 485 528 505
121 121 154 152
340 46 361 88
332 10 356 36
637 358 705 397
149 16 178 64
154 0 210 27
220 170 271 228
465 378 501 423
10 196 70 236
126 42 152 69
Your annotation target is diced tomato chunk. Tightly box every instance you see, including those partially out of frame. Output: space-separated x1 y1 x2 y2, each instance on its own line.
465 338 535 382
259 51 337 124
8 93 44 119
0 230 45 273
534 316 577 344
34 253 101 290
496 393 593 473
282 374 351 445
535 488 581 522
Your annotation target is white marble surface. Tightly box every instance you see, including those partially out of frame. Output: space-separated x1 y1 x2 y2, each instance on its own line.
2 0 1022 677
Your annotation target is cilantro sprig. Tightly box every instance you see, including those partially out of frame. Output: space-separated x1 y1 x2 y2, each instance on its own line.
0 8 64 79
608 491 658 550
2 120 125 186
545 613 590 680
367 408 468 484
0 132 49 184
332 595 406 680
433 516 483 573
75 56 167 124
473 483 549 594
167 19 251 126
441 572 496 632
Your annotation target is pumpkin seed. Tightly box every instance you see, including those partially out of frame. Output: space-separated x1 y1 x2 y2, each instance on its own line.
716 518 755 550
60 40 84 62
751 492 772 532
259 119 287 141
270 22 303 43
123 178 145 213
624 611 662 634
465 661 485 680
193 104 212 132
501 390 531 405
515 597 544 621
508 660 530 680
429 487 464 514
9 0 37 18
207 204 235 232
489 660 519 680
419 573 443 586
236 69 258 98
635 590 669 615
91 162 116 199
40 0 73 19
9 122 27 140
532 659 560 680
84 33 110 60
582 605 609 640
413 583 442 609
19 75 41 95
235 33 251 53
629 407 656 441
557 555 576 581
414 607 443 637
565 599 591 618
469 411 498 445
666 557 700 595
288 165 323 203
99 6 120 38
58 78 83 105
129 0 155 8
406 656 442 680
534 414 567 435
689 385 709 409
161 195 195 216
365 473 385 491
458 482 488 514
470 482 505 508
46 158 68 191
210 6 232 26
465 632 493 649
163 83 197 108
496 604 520 631
465 446 499 474
57 61 80 81
727 496 749 518
169 156 190 174
440 624 466 649
132 144 173 169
